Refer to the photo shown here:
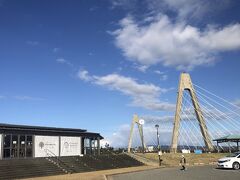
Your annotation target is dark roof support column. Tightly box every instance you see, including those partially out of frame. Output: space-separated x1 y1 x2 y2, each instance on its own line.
89 139 92 155
228 141 231 153
97 137 100 155
93 138 96 156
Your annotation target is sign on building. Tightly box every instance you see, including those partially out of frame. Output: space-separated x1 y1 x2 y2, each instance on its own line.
34 136 59 157
60 136 81 156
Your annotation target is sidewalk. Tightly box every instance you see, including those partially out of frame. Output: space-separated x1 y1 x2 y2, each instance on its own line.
23 166 157 180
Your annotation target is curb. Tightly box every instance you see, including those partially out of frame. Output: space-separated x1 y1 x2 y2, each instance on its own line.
103 174 108 180
177 162 218 167
192 162 217 166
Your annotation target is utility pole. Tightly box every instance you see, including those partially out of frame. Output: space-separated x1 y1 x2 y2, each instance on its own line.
155 124 162 166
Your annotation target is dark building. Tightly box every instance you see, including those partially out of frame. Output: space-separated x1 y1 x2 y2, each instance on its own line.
0 123 103 159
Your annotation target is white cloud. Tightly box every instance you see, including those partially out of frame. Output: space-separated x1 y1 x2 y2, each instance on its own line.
100 139 111 148
233 99 240 107
135 65 149 72
56 58 73 67
142 105 235 124
53 48 60 53
77 69 175 111
109 0 138 9
14 96 45 101
154 70 164 75
117 67 123 72
142 115 174 123
112 15 240 70
104 123 173 148
56 58 66 63
77 70 92 82
89 6 99 12
147 0 232 20
160 74 168 81
88 52 94 56
154 70 168 80
1 95 46 101
105 124 130 147
110 0 232 21
26 41 39 46
179 106 237 122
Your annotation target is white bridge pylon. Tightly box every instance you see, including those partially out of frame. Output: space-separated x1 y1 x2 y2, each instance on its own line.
171 73 214 153
128 114 147 153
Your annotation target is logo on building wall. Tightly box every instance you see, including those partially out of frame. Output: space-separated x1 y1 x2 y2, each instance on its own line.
64 142 69 149
39 142 44 149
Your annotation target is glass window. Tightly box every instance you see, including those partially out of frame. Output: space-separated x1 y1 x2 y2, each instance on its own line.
4 149 10 158
4 135 11 148
26 135 33 149
20 135 25 142
20 135 26 149
19 148 25 158
12 135 18 149
26 135 33 158
84 138 90 147
26 148 32 157
27 136 32 142
11 148 18 158
26 141 32 148
3 134 33 158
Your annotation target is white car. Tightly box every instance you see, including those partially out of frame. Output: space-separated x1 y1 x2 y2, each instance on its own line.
217 152 240 170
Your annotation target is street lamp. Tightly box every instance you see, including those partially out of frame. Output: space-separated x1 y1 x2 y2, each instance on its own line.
155 124 162 166
139 119 145 154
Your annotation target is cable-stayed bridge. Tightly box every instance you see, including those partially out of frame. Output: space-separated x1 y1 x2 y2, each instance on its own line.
128 73 240 153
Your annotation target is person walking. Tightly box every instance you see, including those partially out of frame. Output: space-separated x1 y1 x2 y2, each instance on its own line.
180 155 186 171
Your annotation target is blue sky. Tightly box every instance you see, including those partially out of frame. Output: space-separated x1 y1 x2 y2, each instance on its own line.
0 0 240 147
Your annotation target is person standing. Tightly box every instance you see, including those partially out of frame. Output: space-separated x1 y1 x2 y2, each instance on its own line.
180 155 186 171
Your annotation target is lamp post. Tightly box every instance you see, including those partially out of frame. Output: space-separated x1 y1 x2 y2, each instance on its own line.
139 119 145 154
155 124 162 166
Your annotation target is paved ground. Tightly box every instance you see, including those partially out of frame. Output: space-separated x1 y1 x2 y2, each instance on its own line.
24 166 156 180
108 166 240 180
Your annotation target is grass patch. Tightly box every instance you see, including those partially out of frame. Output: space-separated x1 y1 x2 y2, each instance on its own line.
136 153 228 166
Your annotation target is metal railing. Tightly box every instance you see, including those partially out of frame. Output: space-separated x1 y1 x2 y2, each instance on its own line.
44 149 74 174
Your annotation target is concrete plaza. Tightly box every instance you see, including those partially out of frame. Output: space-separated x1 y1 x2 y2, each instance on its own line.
108 165 240 180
